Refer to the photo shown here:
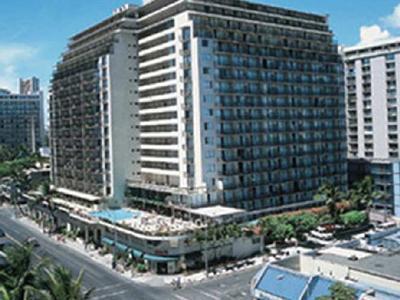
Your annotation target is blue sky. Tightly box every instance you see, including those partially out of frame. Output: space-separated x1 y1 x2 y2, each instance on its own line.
1 0 400 94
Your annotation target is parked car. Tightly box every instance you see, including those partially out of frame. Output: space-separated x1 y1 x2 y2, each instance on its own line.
24 237 40 248
0 228 5 238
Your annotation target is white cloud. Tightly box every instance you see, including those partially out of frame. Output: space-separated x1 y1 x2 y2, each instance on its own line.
359 25 391 45
0 44 38 92
383 3 400 28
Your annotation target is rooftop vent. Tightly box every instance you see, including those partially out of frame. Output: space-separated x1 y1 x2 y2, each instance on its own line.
113 4 136 15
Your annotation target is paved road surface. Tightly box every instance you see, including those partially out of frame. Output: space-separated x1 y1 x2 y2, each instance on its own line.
0 207 259 299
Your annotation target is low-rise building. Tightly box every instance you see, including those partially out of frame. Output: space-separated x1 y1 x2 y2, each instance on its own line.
348 158 400 218
252 228 400 299
26 200 258 274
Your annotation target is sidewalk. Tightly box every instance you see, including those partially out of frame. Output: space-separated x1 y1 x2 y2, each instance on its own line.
17 214 266 287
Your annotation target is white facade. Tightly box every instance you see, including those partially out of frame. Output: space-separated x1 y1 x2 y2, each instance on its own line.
344 37 400 159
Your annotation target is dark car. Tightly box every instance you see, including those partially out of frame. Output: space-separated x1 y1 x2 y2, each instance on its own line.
24 237 40 248
0 228 5 238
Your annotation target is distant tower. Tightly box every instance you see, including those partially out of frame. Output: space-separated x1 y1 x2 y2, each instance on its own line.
19 77 40 95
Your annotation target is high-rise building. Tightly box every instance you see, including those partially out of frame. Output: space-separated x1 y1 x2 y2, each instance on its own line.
0 84 44 152
344 38 400 160
50 0 347 211
19 77 40 95
50 4 139 203
344 37 400 216
128 0 347 210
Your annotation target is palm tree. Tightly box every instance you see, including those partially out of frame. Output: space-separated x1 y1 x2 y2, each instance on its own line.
0 245 48 300
349 176 389 213
315 183 344 222
0 286 11 300
26 267 93 300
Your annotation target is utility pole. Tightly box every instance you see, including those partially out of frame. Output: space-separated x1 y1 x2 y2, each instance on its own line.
112 216 118 269
204 222 209 277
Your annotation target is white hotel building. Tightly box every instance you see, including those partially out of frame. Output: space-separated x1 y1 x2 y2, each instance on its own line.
51 0 347 211
344 38 400 217
344 38 400 159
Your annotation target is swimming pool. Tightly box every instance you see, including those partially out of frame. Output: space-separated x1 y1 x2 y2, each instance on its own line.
89 209 140 223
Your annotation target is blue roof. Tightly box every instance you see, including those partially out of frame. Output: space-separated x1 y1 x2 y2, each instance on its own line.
256 265 309 300
305 276 333 300
90 209 140 222
255 265 367 300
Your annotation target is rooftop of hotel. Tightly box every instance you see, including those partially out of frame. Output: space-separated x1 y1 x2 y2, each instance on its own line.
50 196 206 236
188 205 245 219
93 208 205 236
344 36 400 55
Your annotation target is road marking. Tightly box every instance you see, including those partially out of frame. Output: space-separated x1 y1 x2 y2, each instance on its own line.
91 290 128 300
189 287 220 300
93 283 126 292
171 294 191 300
5 233 42 260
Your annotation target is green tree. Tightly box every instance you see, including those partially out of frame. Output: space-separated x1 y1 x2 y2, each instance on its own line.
288 213 319 240
0 286 11 300
260 216 294 243
340 211 367 228
0 245 47 300
349 176 390 211
0 245 92 300
316 282 357 300
26 267 93 300
315 184 344 221
274 223 295 242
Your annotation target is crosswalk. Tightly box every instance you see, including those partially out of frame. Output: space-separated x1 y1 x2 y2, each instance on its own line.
172 285 250 300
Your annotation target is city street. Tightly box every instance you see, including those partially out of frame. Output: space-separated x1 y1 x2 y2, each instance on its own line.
0 207 259 300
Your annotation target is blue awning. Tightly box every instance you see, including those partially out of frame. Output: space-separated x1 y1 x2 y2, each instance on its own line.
143 253 179 262
101 237 114 246
102 238 178 262
115 242 129 252
132 248 144 258
101 237 129 252
131 248 178 262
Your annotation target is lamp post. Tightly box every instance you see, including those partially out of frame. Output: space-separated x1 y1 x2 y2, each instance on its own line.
204 224 209 277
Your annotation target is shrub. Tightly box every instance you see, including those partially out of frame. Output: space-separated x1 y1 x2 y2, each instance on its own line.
340 211 367 228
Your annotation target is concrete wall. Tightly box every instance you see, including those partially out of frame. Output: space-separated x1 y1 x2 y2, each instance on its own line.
300 255 349 279
370 57 388 158
348 269 400 293
108 30 140 203
232 236 260 259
